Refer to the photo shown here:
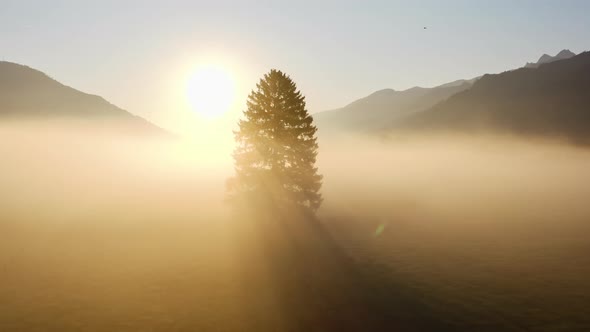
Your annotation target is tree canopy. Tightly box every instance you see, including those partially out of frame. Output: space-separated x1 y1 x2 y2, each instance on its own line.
227 69 322 212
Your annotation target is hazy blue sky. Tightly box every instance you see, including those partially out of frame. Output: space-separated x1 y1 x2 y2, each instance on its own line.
1 0 589 132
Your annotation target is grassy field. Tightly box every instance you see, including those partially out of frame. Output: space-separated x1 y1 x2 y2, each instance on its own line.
0 211 450 331
5 206 588 331
323 208 590 332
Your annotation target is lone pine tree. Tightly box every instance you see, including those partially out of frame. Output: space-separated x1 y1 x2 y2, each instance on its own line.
227 69 322 212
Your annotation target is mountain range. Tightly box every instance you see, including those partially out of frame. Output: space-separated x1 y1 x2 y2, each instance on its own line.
314 49 590 143
0 61 165 135
313 78 477 133
2 50 588 143
390 51 590 142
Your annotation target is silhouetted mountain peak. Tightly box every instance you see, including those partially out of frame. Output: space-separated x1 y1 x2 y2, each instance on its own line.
525 49 577 68
537 54 553 63
556 49 576 58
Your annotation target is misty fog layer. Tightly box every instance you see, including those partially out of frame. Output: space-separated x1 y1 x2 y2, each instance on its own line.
2 121 590 331
0 121 232 223
319 133 590 225
318 133 590 331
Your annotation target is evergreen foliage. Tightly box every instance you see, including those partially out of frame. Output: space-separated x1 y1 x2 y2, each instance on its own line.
228 69 322 212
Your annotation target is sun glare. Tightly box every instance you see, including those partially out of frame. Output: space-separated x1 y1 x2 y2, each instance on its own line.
186 65 235 118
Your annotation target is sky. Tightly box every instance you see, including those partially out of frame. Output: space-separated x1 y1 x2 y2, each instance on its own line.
1 0 589 135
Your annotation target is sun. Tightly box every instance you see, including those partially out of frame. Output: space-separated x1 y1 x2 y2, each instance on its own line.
186 64 235 118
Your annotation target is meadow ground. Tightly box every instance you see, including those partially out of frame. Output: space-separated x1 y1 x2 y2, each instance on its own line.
0 211 446 332
325 215 590 332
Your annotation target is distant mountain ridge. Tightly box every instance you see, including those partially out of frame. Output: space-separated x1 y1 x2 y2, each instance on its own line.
313 78 477 133
0 61 166 135
390 51 590 143
524 49 576 68
314 49 588 143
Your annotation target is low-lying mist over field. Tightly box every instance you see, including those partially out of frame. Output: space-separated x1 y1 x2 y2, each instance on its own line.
0 121 232 223
320 133 590 331
2 121 590 331
320 132 590 224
